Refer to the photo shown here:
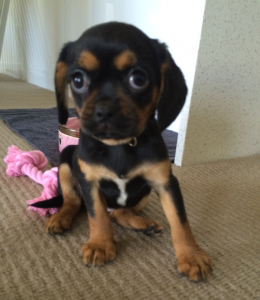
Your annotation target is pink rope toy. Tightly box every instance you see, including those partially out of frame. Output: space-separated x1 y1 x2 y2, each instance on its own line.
4 145 60 216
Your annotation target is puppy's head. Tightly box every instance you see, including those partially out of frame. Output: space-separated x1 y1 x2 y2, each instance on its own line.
55 22 187 145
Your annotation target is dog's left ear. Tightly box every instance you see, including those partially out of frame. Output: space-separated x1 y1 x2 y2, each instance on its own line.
54 41 74 125
152 40 187 132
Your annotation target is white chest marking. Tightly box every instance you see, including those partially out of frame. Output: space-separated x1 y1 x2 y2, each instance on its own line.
114 178 129 206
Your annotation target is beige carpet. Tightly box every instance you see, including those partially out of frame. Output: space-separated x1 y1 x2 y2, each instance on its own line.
0 74 259 300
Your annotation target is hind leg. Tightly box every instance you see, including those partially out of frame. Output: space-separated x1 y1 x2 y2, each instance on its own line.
110 195 164 235
45 163 81 234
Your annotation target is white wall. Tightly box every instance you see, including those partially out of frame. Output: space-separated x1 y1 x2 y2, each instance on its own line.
0 0 10 57
175 0 260 166
0 0 206 133
0 0 93 91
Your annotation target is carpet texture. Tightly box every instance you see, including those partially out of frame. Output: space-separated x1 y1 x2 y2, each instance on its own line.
0 75 260 300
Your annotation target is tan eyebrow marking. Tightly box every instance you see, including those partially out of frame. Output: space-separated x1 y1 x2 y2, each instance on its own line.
113 50 137 70
78 51 100 71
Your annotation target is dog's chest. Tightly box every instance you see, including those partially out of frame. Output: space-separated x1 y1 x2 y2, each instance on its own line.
99 176 151 209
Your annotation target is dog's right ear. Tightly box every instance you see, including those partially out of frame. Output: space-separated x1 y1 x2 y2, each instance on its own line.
55 42 74 125
151 40 187 132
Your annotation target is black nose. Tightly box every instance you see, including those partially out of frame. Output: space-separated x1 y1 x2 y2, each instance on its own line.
94 103 115 122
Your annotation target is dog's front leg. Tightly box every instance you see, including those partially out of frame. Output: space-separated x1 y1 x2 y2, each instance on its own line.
159 173 212 281
142 160 212 281
45 163 81 234
81 184 116 266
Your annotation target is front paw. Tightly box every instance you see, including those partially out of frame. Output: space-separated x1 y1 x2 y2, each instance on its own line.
45 213 73 234
177 246 212 281
82 240 116 266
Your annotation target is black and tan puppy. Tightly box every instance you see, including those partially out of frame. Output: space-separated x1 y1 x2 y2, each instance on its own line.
43 22 212 281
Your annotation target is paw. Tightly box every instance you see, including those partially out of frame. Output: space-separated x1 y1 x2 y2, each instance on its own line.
82 240 116 266
177 247 212 281
137 221 164 236
110 210 164 235
45 213 72 234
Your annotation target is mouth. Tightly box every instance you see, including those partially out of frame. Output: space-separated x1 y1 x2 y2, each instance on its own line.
91 134 137 146
80 123 137 146
92 132 126 140
80 116 138 141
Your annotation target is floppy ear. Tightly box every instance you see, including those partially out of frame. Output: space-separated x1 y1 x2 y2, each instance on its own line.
153 41 187 132
54 42 74 125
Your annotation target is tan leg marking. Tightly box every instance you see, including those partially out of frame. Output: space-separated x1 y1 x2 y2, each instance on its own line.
160 190 212 281
45 163 81 234
110 196 164 235
82 186 116 266
129 160 212 280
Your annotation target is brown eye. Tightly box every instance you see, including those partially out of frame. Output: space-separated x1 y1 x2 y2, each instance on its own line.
128 69 149 90
71 71 89 93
